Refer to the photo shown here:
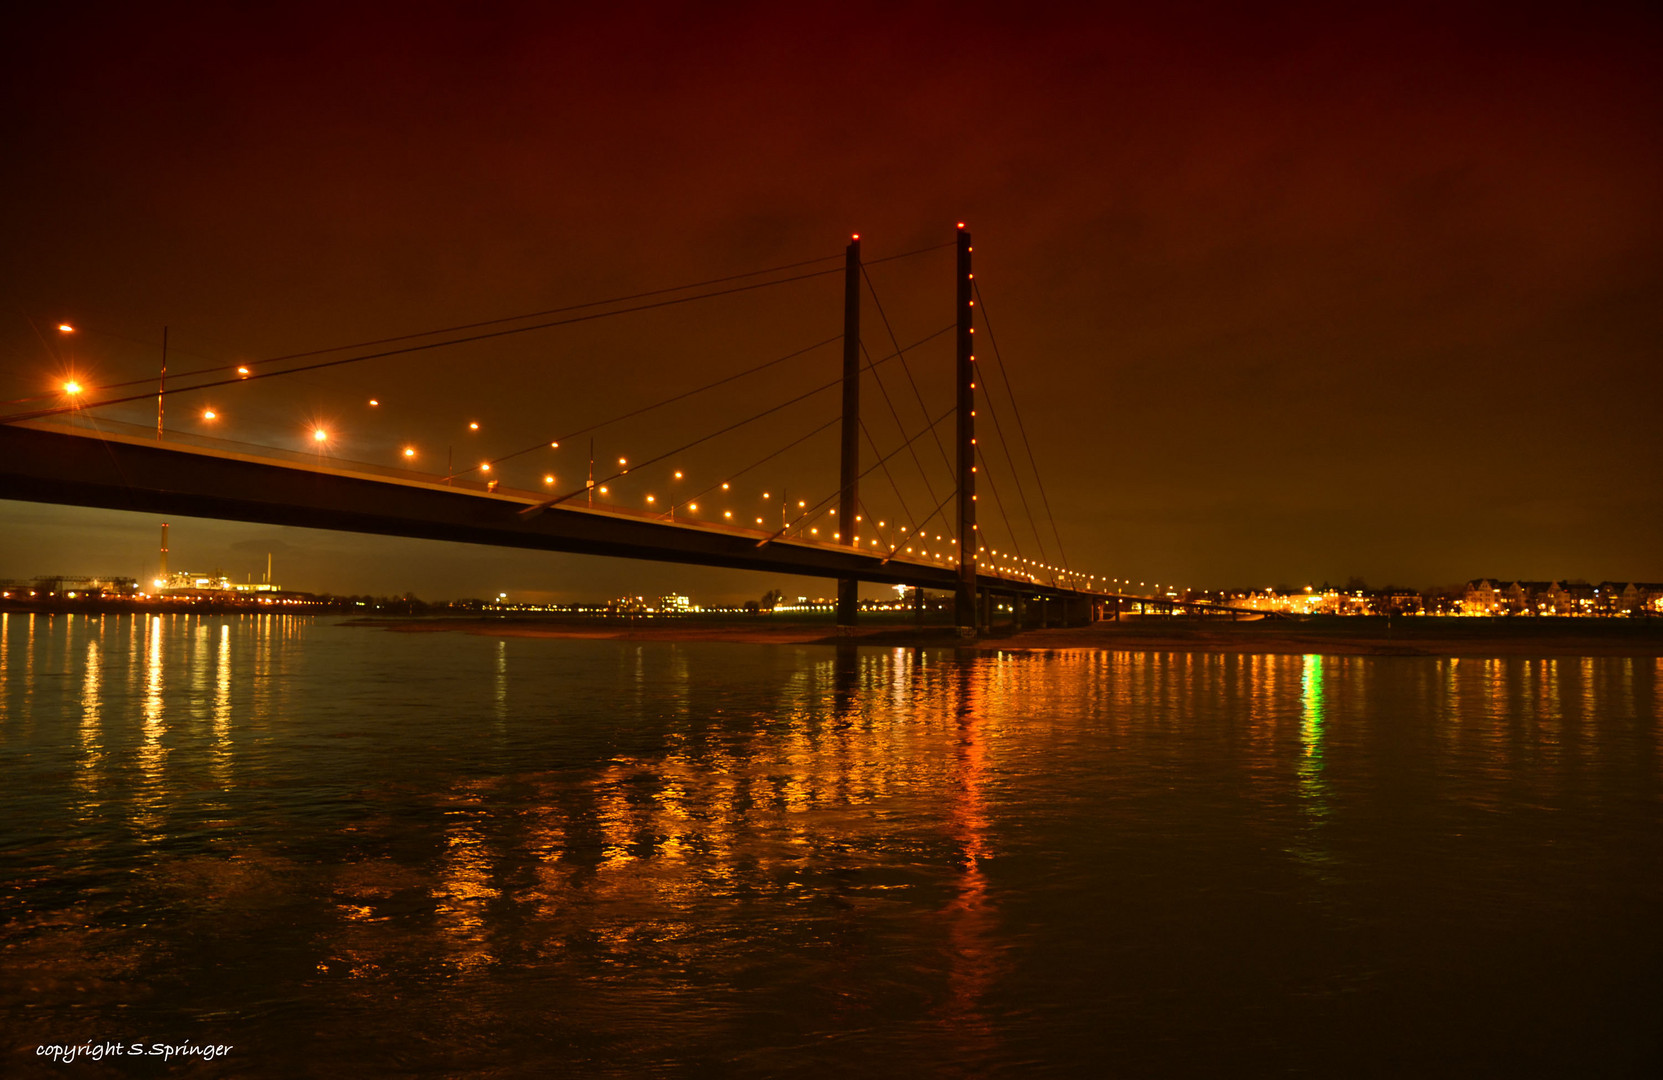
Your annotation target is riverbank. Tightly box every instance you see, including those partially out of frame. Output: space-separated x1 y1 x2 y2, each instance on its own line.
346 614 1663 657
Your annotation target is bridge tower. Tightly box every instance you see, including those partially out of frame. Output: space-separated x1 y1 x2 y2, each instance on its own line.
955 225 977 637
836 234 861 627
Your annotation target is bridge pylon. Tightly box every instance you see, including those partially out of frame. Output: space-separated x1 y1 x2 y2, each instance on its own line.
955 224 977 637
836 234 861 627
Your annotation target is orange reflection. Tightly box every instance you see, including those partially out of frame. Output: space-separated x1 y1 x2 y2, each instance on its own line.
936 658 1001 1045
133 615 167 843
76 636 103 806
433 786 502 973
211 622 233 787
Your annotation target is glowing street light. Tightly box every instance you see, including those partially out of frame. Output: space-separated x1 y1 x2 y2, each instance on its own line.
62 380 83 395
202 409 217 421
57 323 75 334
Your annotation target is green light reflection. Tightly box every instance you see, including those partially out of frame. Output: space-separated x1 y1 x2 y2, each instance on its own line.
1293 654 1334 872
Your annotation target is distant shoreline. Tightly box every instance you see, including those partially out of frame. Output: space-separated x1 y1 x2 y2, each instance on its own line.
6 603 1657 657
342 614 1663 658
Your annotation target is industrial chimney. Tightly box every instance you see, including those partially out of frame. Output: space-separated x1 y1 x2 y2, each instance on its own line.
159 523 170 584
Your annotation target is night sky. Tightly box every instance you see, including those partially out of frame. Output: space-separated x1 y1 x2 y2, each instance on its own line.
3 2 1659 601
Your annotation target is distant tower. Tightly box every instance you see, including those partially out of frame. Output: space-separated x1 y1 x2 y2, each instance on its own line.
159 523 170 582
265 552 272 586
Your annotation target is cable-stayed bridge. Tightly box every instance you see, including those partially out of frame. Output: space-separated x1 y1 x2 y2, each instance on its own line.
2 226 1217 634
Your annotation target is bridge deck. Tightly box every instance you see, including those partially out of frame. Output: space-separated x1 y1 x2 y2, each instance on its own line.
1 422 1104 598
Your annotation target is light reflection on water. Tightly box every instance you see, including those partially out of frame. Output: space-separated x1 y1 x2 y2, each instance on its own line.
1 615 1659 1077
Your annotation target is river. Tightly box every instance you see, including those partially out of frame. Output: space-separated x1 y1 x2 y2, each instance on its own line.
2 612 1659 1076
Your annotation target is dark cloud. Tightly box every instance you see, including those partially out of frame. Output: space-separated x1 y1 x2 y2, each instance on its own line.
3 2 1659 596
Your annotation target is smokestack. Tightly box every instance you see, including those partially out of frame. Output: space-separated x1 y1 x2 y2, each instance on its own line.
159 523 169 582
266 552 272 586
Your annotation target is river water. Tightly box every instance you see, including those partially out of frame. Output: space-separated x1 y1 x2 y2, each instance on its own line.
2 612 1659 1077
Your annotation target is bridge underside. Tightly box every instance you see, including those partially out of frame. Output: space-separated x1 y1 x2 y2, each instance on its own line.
1 423 1090 600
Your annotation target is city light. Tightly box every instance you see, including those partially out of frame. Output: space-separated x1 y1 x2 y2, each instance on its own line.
202 409 216 420
57 323 75 333
62 380 82 395
403 447 416 458
313 429 327 442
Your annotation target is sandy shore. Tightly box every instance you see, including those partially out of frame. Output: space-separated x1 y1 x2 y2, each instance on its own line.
344 615 1663 658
